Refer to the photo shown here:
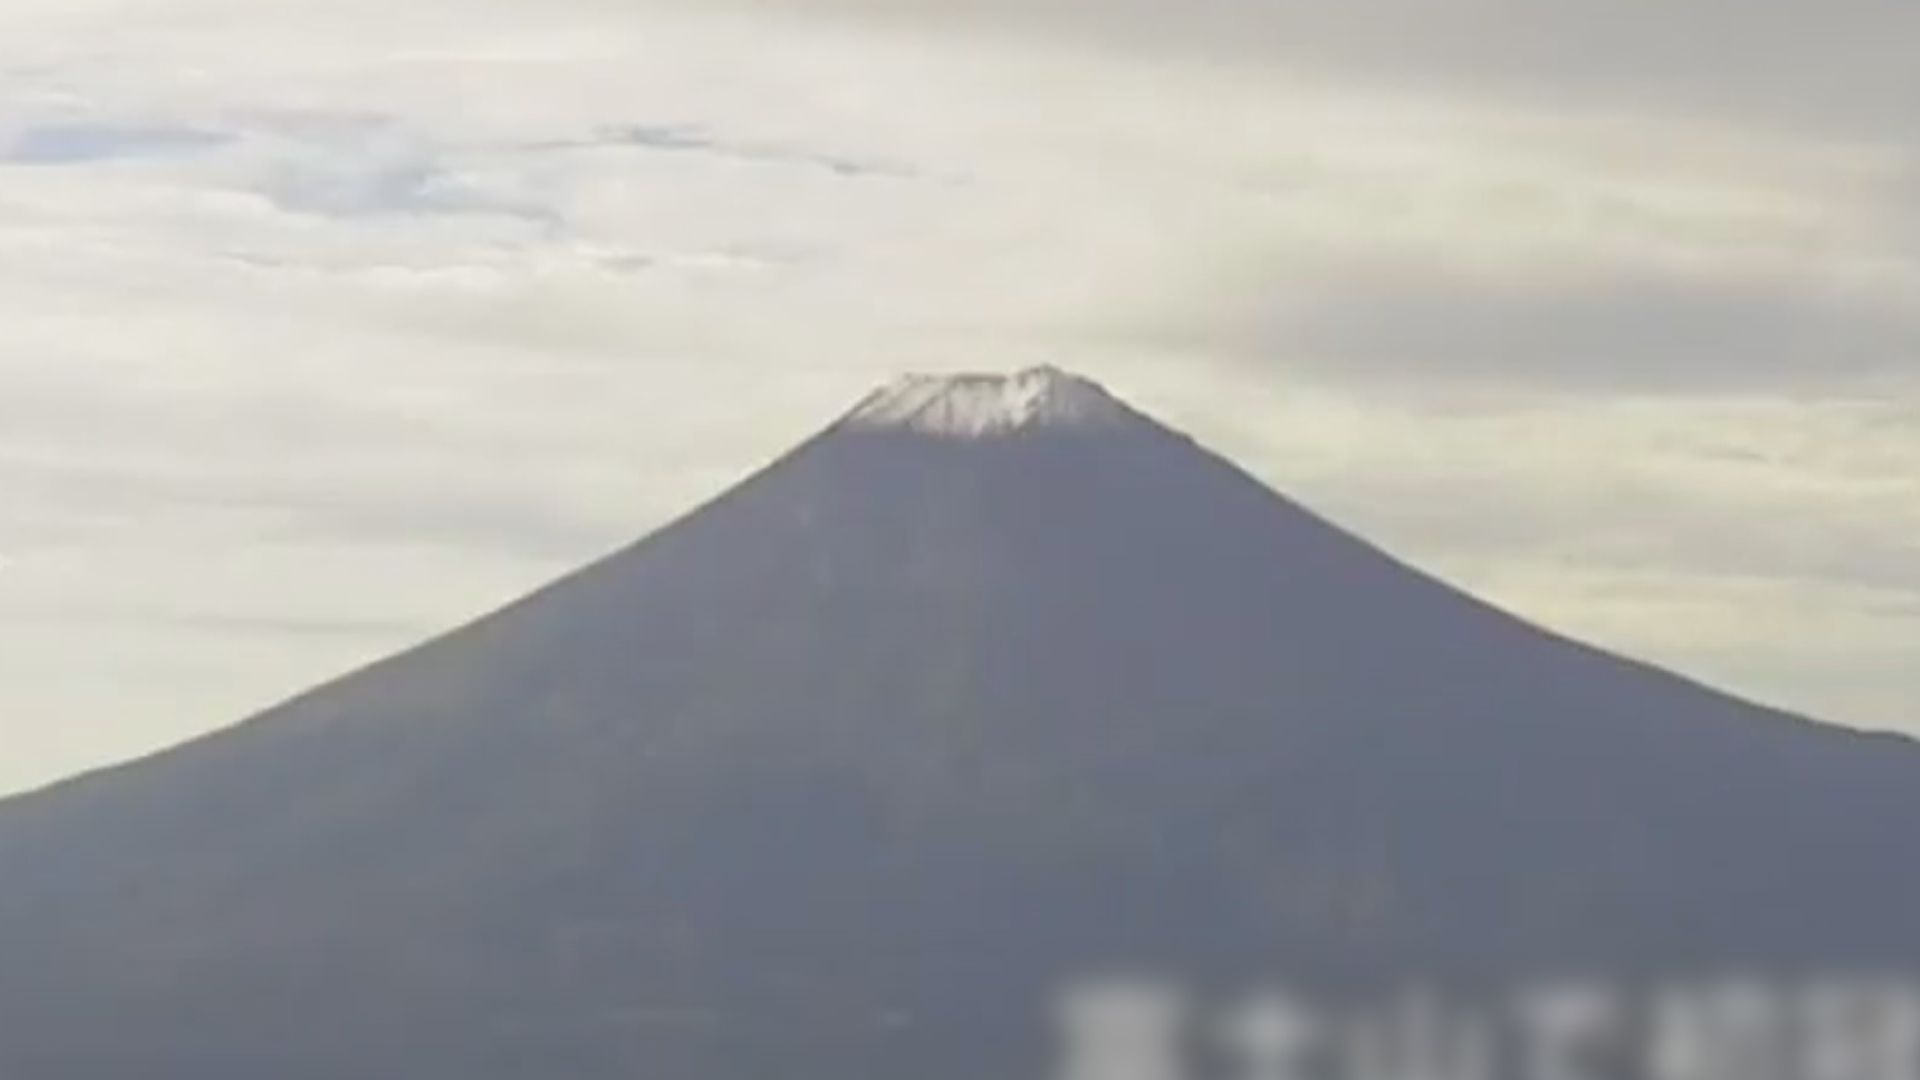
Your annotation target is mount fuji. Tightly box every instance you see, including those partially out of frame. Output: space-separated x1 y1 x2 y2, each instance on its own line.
1 367 1916 1079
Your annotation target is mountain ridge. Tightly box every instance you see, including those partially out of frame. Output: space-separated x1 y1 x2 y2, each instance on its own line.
1 369 1916 1080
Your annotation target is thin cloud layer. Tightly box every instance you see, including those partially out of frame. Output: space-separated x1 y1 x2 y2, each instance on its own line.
1261 267 1920 394
714 0 1920 139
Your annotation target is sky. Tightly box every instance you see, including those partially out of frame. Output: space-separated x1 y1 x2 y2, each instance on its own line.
0 0 1915 795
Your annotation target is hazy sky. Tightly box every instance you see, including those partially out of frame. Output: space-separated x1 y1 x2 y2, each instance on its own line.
1 0 1916 795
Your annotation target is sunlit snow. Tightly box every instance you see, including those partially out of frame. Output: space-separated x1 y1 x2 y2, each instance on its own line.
843 366 1134 438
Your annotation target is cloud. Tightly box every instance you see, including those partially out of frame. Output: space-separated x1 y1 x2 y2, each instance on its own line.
567 123 914 180
2 122 230 164
697 0 1920 141
1255 265 1920 395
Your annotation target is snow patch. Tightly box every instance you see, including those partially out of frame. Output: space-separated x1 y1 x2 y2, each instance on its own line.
843 366 1133 438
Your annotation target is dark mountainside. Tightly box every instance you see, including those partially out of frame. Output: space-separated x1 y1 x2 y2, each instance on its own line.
1 368 1917 1079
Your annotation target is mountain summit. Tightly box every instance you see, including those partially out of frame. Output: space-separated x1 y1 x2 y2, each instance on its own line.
1 371 1917 1080
842 366 1136 437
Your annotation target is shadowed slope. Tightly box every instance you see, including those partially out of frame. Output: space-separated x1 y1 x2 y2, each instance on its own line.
1 369 1916 1079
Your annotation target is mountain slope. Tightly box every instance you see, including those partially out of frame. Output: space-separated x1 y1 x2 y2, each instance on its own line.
1 368 1916 1079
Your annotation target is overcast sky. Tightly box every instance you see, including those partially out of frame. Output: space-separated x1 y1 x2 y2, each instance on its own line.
1 0 1915 795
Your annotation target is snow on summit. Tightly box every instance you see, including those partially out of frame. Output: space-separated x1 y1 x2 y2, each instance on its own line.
844 366 1134 437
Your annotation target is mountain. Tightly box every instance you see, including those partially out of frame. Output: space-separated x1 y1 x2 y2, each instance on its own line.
1 367 1916 1080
